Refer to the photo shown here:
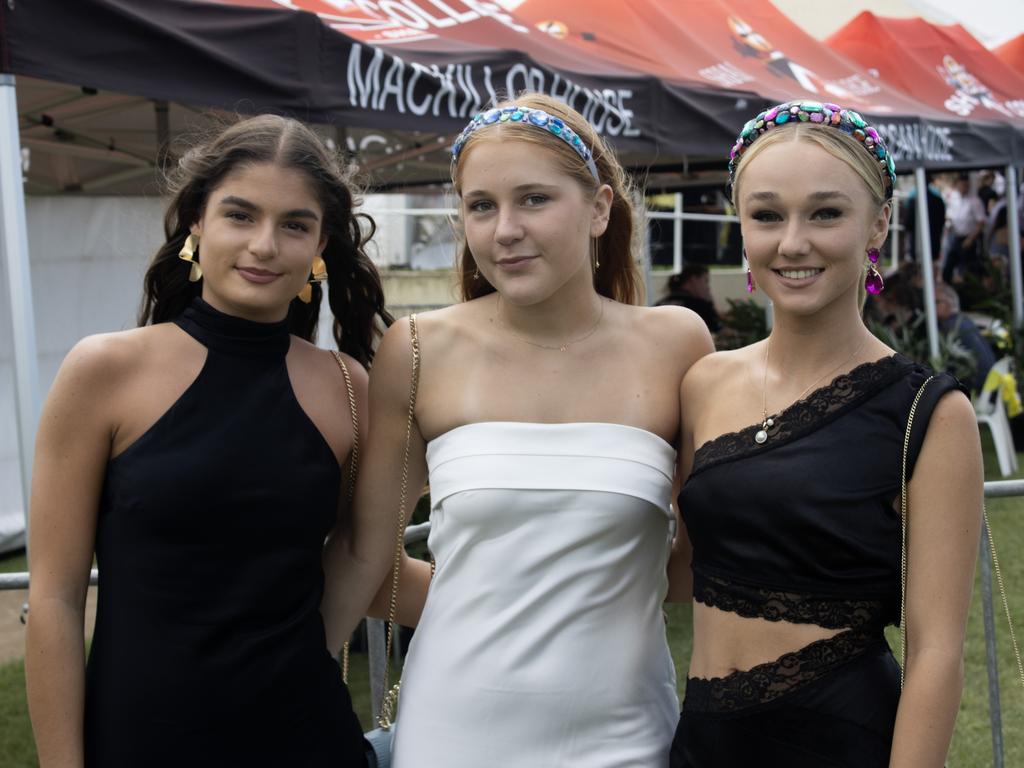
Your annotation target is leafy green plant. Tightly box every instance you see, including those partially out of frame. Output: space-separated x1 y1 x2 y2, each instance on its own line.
867 314 977 385
717 298 769 350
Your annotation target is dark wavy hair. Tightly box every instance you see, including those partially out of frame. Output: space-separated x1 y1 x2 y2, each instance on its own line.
451 92 643 305
138 114 392 366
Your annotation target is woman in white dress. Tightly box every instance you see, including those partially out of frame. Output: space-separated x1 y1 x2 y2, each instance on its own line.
324 93 713 766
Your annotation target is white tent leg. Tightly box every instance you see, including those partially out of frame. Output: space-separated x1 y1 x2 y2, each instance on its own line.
0 74 40 543
915 167 940 363
1006 165 1023 329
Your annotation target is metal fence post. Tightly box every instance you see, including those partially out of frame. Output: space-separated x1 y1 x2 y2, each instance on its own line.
980 517 1005 768
367 617 387 719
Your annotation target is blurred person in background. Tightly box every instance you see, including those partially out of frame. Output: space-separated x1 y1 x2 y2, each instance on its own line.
657 264 723 333
943 172 987 283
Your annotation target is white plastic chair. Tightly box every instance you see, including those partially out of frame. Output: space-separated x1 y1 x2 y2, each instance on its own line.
974 357 1020 477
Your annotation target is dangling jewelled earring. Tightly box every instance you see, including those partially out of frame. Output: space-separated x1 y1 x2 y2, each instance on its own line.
743 248 755 294
298 255 328 303
473 265 480 280
178 234 202 282
592 237 601 272
865 247 884 295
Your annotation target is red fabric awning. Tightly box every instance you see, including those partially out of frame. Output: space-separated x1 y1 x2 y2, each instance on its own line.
2 0 1021 173
511 0 944 118
995 34 1024 78
827 12 1024 126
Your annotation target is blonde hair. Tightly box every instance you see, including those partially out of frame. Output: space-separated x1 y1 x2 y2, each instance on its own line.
451 92 643 305
730 123 891 309
731 124 888 214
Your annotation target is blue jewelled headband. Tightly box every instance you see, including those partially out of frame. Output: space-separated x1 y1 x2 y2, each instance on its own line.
451 106 600 181
729 101 896 200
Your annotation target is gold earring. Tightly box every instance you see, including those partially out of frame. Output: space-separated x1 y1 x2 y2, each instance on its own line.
178 234 202 282
298 255 328 303
592 237 600 272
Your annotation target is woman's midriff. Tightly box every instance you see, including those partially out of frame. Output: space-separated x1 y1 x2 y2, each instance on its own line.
689 602 846 679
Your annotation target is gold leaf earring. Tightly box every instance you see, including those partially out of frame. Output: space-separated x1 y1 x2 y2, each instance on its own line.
178 234 202 282
298 255 328 303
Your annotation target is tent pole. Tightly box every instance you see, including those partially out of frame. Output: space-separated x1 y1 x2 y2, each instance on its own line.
638 191 653 305
0 74 40 544
915 167 940 363
1006 165 1023 329
673 193 683 274
892 193 901 268
154 100 171 170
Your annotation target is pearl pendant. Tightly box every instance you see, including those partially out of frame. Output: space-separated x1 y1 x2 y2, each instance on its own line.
755 429 767 444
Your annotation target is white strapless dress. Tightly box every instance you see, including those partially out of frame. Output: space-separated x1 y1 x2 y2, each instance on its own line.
391 422 679 767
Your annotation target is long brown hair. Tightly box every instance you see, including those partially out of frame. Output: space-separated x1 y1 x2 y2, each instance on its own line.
138 114 392 366
451 93 643 305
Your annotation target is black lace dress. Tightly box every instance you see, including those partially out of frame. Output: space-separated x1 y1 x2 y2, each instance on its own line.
83 299 366 767
670 355 965 768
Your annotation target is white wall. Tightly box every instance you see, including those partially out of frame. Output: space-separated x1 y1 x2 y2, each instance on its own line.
0 195 415 552
1 197 166 551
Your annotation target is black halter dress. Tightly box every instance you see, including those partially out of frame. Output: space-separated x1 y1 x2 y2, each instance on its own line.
670 354 965 767
83 298 366 767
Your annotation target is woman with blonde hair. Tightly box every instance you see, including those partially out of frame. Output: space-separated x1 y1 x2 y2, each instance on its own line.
323 92 713 766
668 102 982 766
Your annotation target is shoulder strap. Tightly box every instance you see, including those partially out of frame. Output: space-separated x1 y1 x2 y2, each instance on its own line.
331 351 360 685
378 314 421 729
901 376 1024 692
330 351 359 506
904 372 968 482
900 375 935 687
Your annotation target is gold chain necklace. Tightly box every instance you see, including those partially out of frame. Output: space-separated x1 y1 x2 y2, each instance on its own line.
755 333 871 444
496 295 605 352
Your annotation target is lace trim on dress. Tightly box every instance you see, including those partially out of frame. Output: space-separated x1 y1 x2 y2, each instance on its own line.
693 572 886 630
682 629 881 714
690 355 910 477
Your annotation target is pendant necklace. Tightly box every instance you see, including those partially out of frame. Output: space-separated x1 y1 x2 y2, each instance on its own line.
496 295 604 352
755 333 871 445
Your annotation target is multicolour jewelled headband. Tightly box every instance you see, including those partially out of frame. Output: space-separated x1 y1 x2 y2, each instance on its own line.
451 106 600 181
729 101 896 199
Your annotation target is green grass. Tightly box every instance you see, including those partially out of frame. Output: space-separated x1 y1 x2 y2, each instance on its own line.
0 552 27 575
2 437 1023 765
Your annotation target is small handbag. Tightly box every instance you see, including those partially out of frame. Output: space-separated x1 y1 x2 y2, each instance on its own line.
898 376 1024 689
334 315 421 768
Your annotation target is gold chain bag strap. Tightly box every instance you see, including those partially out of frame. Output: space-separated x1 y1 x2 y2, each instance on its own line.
331 351 360 685
376 313 421 730
899 376 1024 689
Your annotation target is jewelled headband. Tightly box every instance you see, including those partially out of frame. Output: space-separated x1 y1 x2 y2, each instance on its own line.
729 101 897 200
451 106 600 181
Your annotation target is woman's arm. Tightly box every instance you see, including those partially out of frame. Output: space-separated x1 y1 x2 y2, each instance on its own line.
322 319 429 653
666 346 715 603
25 337 120 768
889 391 982 767
366 551 432 628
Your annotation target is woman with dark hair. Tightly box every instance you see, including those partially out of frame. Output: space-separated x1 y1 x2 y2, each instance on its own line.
323 93 713 766
25 114 393 767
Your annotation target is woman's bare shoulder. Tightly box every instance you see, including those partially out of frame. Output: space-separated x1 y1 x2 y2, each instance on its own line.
58 325 177 388
683 343 761 394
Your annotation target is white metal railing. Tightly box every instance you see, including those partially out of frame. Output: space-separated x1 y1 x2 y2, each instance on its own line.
369 191 909 277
